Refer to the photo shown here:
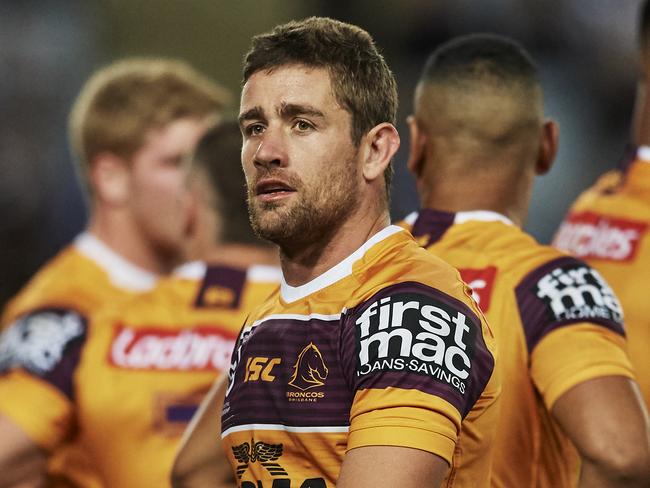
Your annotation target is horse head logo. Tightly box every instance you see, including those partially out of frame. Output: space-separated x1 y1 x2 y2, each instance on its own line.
288 342 328 391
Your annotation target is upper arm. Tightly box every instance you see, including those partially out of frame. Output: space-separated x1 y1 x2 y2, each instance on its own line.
337 445 448 488
0 414 48 488
552 376 650 472
171 376 235 488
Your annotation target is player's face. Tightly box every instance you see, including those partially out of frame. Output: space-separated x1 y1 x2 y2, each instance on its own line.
127 117 207 262
240 65 361 248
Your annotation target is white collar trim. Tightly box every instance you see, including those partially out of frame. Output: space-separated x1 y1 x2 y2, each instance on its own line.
454 210 514 226
172 261 207 280
280 225 405 303
402 211 419 226
637 145 650 163
73 232 158 291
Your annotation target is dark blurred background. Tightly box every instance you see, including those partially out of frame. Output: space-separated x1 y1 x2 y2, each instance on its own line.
0 0 642 308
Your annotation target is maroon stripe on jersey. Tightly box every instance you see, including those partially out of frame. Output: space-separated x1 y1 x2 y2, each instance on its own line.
410 209 456 247
194 265 247 309
516 256 626 353
341 281 495 418
222 316 353 432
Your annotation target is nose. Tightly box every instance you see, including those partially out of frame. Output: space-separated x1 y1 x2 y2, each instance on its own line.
253 128 287 169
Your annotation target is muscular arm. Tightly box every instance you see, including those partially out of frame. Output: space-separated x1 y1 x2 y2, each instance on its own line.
552 376 650 487
171 377 235 488
337 446 449 488
0 415 48 488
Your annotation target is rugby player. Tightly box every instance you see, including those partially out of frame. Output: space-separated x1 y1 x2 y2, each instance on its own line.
554 0 650 415
403 34 650 487
0 58 227 487
64 121 280 487
174 17 500 488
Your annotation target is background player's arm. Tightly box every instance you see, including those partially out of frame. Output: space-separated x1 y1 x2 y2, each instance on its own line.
337 446 448 487
552 376 650 487
0 415 47 488
171 377 235 488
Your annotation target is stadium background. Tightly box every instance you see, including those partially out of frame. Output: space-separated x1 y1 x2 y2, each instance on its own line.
0 0 642 308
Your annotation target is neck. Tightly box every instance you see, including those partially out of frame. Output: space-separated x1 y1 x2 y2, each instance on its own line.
203 243 279 269
418 159 533 228
280 207 390 287
88 207 177 275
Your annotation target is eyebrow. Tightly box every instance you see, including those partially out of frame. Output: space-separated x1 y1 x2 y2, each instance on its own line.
238 106 264 126
278 103 324 120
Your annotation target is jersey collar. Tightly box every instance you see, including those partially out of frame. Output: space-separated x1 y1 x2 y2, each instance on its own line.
74 232 158 291
279 225 406 303
407 208 514 247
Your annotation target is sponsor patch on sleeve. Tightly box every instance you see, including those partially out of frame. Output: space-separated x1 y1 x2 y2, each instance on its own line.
347 282 494 417
0 308 87 399
516 257 625 352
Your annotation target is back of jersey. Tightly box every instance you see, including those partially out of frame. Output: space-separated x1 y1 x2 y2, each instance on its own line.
403 209 632 488
554 154 650 408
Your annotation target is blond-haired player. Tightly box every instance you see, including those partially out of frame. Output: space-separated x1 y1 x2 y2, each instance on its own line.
0 58 227 487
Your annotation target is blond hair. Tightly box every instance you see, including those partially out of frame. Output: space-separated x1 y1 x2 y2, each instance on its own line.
69 58 230 193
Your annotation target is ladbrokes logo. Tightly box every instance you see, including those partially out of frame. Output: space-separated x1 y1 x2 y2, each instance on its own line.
554 211 647 262
536 263 623 323
232 440 287 479
355 292 476 395
286 343 328 403
109 326 235 371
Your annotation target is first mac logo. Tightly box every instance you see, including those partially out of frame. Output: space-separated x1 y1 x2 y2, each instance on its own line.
355 292 476 394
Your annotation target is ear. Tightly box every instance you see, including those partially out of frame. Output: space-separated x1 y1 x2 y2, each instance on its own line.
89 152 131 206
406 115 427 177
536 120 559 175
361 122 400 182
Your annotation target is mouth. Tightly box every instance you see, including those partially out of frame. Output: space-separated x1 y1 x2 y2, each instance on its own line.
255 178 296 202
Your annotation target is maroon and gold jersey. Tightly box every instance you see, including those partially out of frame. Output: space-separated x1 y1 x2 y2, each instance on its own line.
0 232 158 487
221 226 499 488
0 232 280 487
402 209 634 488
554 147 650 408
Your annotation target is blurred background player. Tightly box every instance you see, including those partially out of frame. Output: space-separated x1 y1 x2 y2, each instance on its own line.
554 0 650 414
56 121 279 487
403 34 650 487
0 58 227 487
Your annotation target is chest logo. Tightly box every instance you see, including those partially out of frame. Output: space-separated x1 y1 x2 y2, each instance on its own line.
288 342 328 391
232 440 287 479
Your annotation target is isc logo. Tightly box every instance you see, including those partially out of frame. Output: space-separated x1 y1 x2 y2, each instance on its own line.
244 357 281 382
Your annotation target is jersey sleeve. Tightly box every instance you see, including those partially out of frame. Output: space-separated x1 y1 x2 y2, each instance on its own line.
515 256 633 409
341 281 495 464
0 308 87 450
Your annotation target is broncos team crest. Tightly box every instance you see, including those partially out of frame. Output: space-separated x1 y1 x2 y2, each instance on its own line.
288 342 328 391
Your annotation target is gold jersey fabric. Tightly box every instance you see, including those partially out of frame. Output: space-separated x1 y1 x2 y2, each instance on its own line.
0 232 158 487
554 149 650 408
402 209 634 488
74 262 280 487
221 226 499 488
0 232 280 487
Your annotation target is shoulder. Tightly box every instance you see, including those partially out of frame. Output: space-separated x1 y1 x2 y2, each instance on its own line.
2 246 106 325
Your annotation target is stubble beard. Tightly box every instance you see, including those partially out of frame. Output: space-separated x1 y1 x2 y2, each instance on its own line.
247 161 360 253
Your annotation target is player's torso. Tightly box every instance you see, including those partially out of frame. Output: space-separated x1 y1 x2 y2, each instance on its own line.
222 228 499 488
76 264 278 487
0 241 148 488
554 162 650 407
405 210 580 487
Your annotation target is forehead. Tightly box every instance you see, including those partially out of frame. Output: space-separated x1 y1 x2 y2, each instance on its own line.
240 65 340 114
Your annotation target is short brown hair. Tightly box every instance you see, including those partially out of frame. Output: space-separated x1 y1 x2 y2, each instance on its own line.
192 120 261 246
243 17 398 191
69 58 230 193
